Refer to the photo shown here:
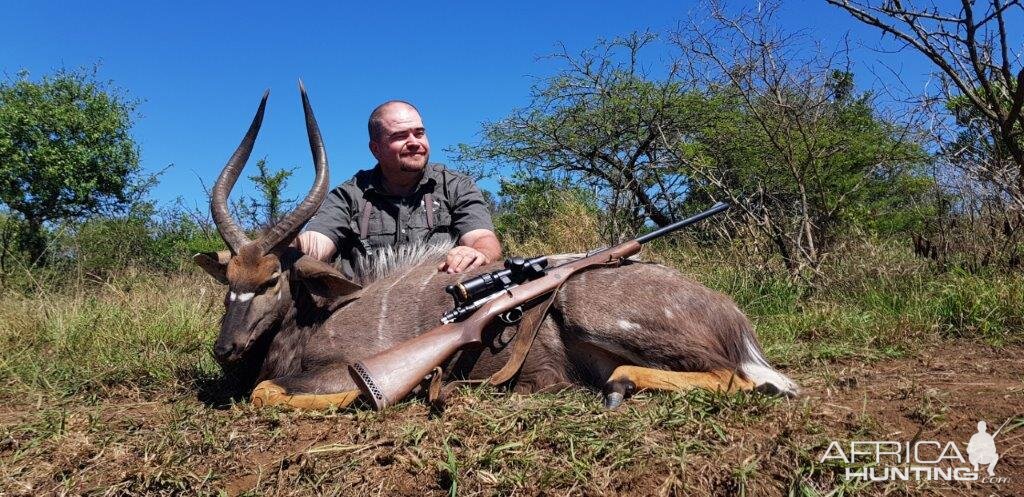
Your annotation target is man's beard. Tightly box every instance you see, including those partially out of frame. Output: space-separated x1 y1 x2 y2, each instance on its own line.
399 152 429 173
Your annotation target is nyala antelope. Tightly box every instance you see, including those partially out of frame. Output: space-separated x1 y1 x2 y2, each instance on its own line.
194 85 799 410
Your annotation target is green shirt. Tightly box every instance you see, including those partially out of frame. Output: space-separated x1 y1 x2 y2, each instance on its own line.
305 163 494 277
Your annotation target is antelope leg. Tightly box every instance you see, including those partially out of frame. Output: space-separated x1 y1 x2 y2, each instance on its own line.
251 380 362 409
602 366 755 409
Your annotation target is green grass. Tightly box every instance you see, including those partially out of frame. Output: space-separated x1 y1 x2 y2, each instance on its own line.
0 272 222 399
653 238 1024 366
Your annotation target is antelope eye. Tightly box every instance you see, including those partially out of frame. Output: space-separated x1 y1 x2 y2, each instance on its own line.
259 272 281 290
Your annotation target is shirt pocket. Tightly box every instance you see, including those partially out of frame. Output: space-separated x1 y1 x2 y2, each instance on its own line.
364 208 396 249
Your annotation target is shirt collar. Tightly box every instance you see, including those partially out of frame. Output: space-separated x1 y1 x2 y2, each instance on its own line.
365 163 439 196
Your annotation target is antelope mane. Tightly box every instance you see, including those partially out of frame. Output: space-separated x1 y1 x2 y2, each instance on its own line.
352 240 456 285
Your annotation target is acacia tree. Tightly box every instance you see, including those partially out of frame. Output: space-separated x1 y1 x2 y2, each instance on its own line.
457 3 927 284
0 68 142 262
931 93 1024 267
667 1 928 281
828 0 1024 267
454 32 699 240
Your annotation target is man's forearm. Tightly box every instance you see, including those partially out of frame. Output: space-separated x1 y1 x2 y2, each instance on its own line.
464 231 502 263
295 231 337 262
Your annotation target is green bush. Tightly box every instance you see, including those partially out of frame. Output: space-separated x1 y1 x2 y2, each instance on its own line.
493 175 601 254
647 237 1024 366
64 204 224 276
0 205 225 292
0 211 30 275
70 214 155 275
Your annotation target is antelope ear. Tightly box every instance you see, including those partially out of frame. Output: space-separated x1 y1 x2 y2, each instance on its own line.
293 255 362 298
193 251 231 284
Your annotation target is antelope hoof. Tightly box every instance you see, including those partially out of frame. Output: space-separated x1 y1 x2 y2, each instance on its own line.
754 381 798 399
753 381 780 396
251 380 287 408
602 379 636 410
604 391 624 409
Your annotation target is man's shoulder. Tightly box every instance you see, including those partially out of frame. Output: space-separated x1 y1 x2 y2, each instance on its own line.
427 163 476 189
335 167 377 194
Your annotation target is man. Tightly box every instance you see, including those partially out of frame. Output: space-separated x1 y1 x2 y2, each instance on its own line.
297 100 501 277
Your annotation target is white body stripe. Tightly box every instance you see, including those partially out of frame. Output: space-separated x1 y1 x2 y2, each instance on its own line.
617 319 641 331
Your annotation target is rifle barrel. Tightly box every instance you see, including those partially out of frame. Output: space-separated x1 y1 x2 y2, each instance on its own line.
634 202 729 244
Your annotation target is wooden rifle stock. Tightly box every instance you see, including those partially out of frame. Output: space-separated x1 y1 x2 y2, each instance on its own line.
350 241 641 409
349 201 729 409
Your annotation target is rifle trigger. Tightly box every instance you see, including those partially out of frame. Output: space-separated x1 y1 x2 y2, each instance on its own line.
499 306 524 325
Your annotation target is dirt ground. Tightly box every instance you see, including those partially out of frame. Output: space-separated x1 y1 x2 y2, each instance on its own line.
2 341 1022 496
796 343 1024 496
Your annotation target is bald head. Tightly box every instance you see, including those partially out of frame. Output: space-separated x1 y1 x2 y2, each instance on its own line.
368 100 420 142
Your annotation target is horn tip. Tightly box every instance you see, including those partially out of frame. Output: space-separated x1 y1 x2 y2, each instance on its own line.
298 79 307 94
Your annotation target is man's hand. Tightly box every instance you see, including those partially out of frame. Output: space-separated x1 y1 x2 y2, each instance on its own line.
438 245 489 274
438 229 502 274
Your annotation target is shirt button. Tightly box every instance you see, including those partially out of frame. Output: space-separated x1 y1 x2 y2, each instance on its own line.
401 229 406 234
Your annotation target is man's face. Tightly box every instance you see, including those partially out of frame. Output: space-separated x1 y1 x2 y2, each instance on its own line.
369 104 430 175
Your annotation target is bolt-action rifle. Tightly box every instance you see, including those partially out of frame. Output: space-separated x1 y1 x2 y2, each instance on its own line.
349 202 730 409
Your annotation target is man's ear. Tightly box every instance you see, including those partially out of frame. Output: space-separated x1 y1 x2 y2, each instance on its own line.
293 255 362 299
368 140 382 160
193 251 231 284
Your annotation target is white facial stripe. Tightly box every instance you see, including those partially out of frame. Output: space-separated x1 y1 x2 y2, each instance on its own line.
237 292 255 302
229 292 237 301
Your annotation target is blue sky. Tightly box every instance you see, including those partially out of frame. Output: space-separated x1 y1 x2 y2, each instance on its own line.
3 1 933 211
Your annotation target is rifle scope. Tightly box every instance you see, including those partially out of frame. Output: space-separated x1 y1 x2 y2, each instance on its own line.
445 256 548 305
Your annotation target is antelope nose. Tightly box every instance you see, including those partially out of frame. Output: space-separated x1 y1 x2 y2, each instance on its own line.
213 341 233 361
